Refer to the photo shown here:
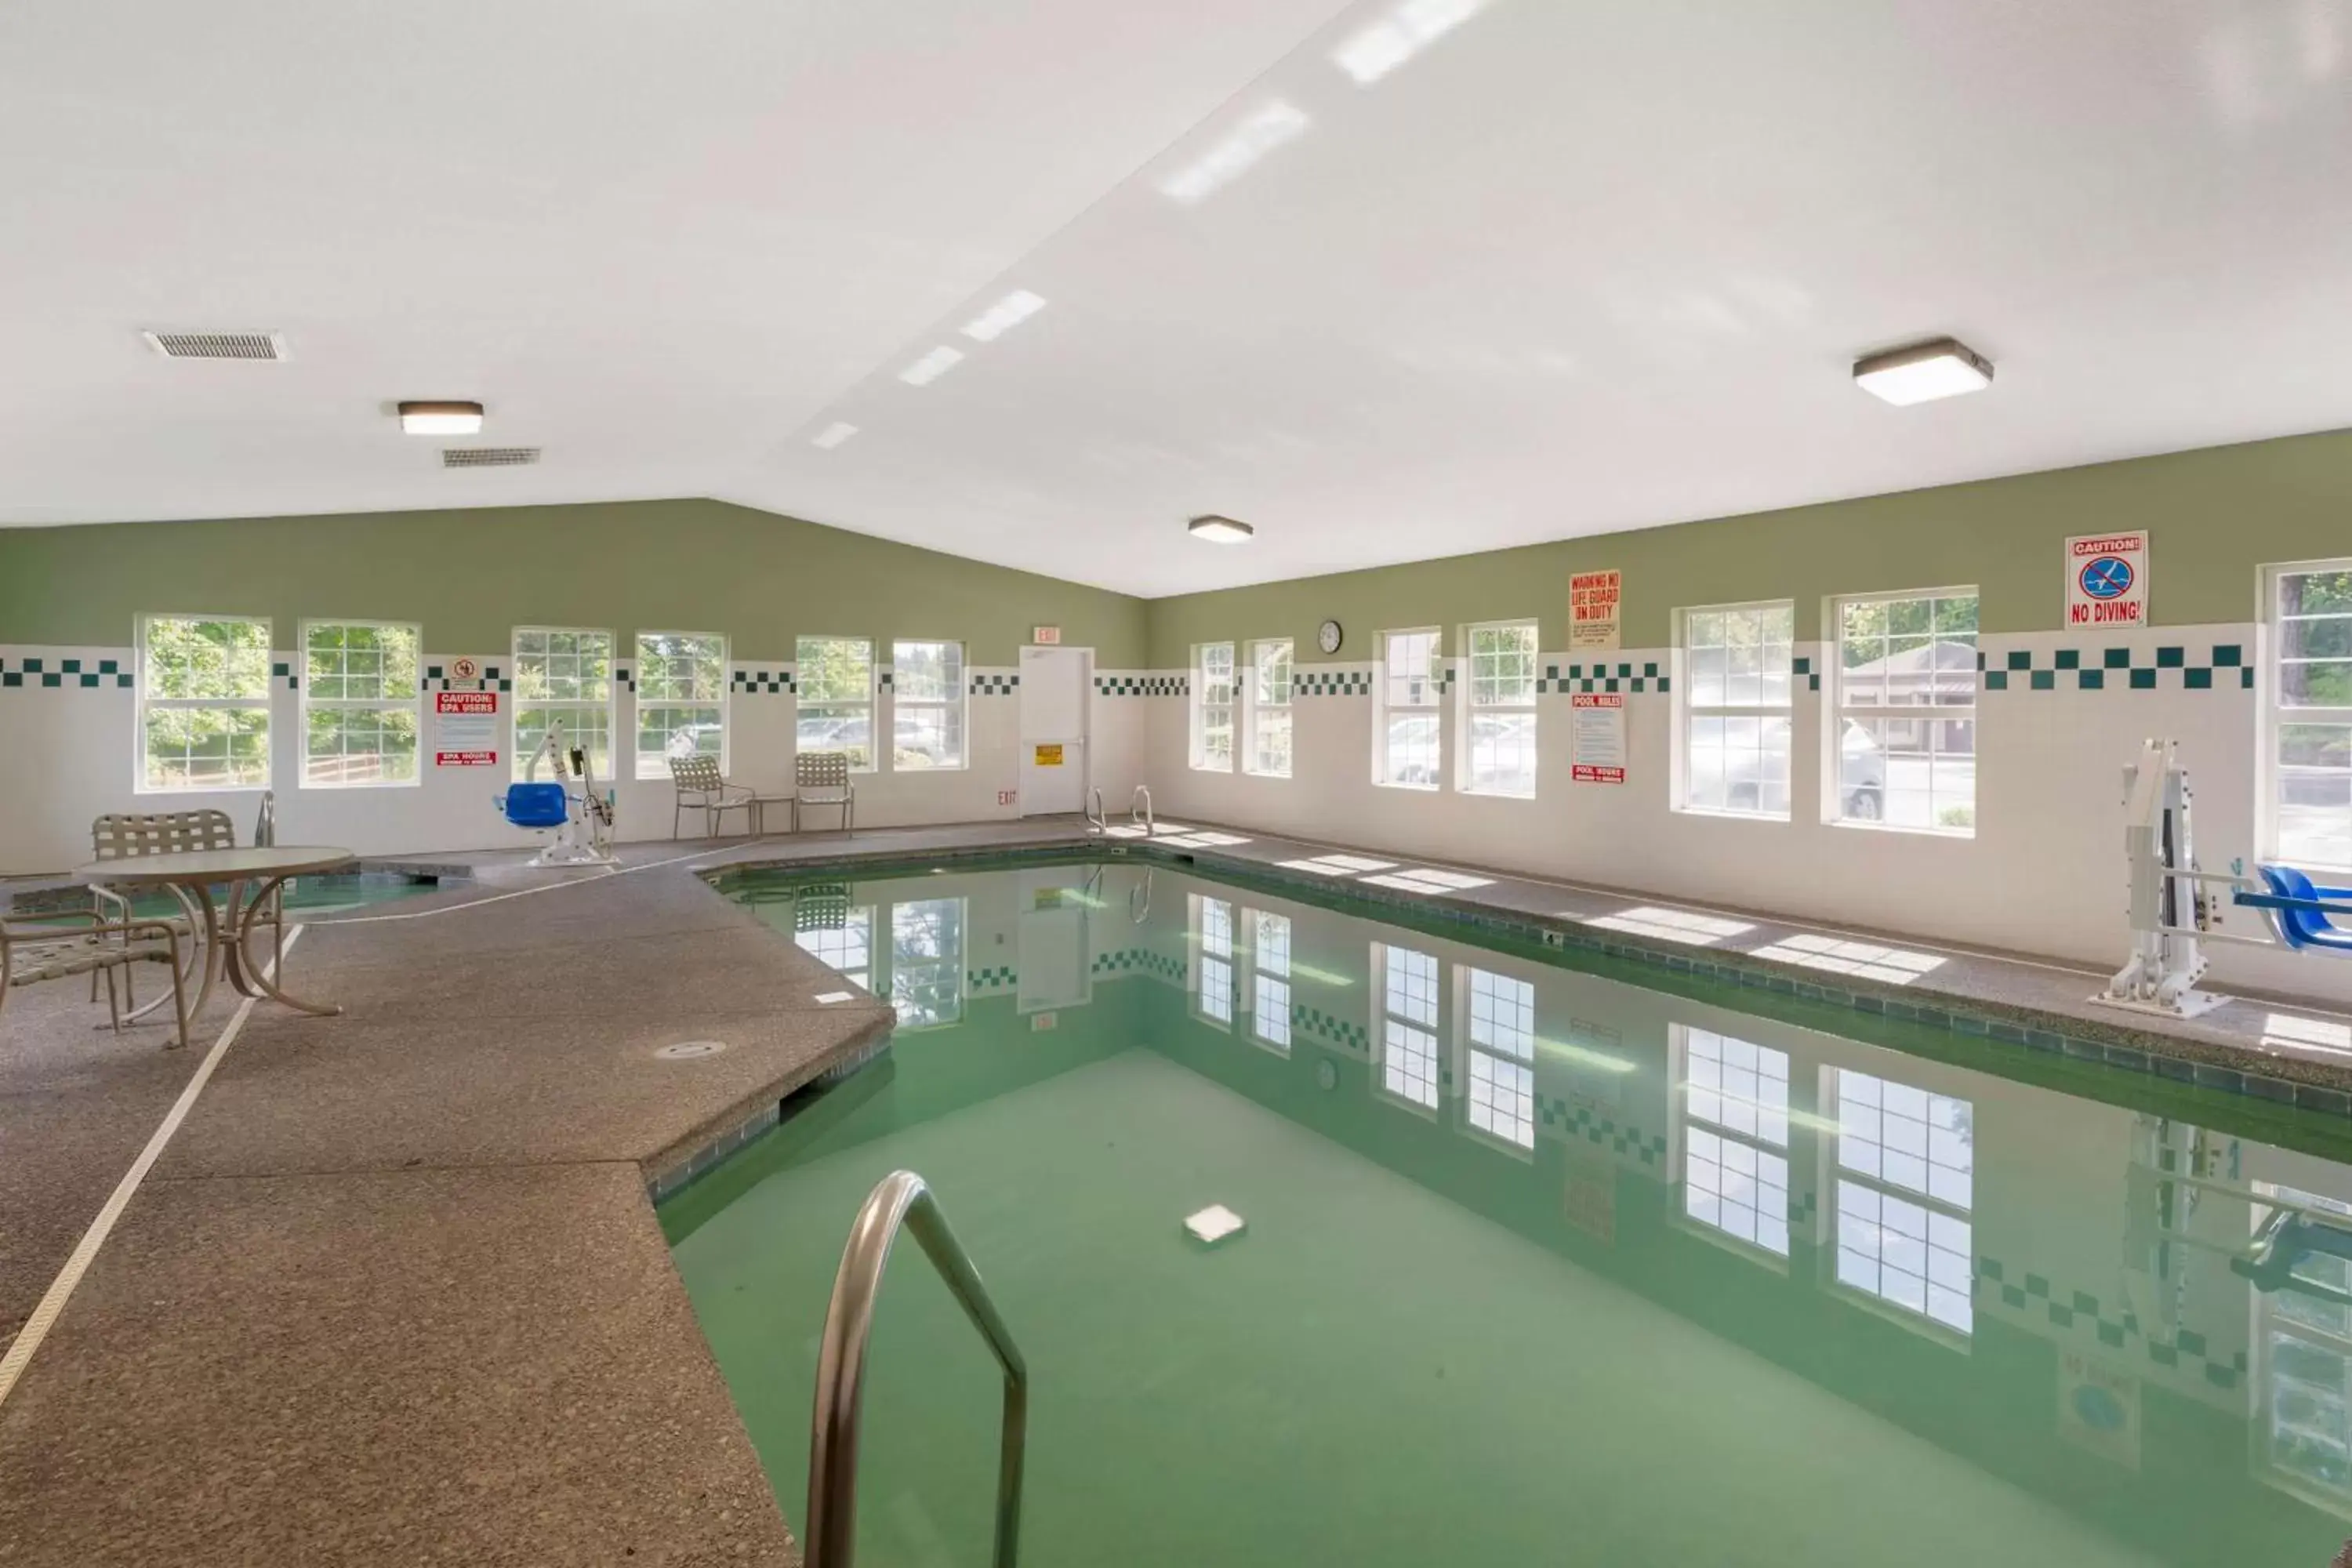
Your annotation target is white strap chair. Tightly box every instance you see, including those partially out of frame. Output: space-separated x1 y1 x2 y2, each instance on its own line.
793 753 855 833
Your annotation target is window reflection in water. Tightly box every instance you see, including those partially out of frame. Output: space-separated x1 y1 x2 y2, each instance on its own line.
1833 1070 1973 1332
1463 967 1534 1148
1377 944 1441 1109
1251 913 1293 1051
1680 1027 1791 1257
889 899 964 1029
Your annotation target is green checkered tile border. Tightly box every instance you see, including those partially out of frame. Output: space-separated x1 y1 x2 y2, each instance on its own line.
423 663 510 692
1539 661 1668 695
1541 1098 1668 1167
1794 654 1820 692
731 669 796 695
0 656 132 690
1091 947 1187 983
967 964 1018 990
1980 644 2252 692
971 673 1019 695
1293 1004 1369 1054
1977 1258 2245 1389
1295 670 1373 698
1095 675 1186 697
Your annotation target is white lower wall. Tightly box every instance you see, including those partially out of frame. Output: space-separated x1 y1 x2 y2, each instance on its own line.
0 648 1150 872
1146 622 2352 1007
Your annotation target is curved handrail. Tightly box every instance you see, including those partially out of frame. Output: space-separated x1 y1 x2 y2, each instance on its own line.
805 1171 1027 1568
1130 868 1152 926
1130 785 1153 837
1085 787 1107 836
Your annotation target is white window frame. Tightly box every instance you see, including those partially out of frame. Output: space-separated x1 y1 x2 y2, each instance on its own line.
1830 586 1979 836
513 626 617 783
1375 627 1443 790
797 635 877 774
793 902 876 991
887 896 967 1029
1675 600 1793 820
1191 892 1236 1027
891 638 968 773
1458 619 1538 799
1248 909 1292 1052
136 612 274 794
1373 941 1442 1112
1458 964 1536 1150
1671 1024 1791 1260
1828 1066 1973 1338
299 618 423 790
1244 638 1293 779
633 630 728 781
1192 642 1236 772
2263 559 2352 873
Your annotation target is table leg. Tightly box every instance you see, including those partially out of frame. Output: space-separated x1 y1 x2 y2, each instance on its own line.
185 880 227 1021
229 873 341 1017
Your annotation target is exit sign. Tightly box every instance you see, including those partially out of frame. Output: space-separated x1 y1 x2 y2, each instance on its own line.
1033 626 1061 645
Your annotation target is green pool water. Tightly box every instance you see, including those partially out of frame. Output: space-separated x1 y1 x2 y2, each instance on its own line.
672 859 2352 1567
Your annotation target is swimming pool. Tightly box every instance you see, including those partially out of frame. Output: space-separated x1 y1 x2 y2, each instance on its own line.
673 858 2352 1567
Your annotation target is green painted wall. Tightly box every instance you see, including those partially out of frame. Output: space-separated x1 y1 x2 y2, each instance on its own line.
0 498 1147 663
1149 426 2352 659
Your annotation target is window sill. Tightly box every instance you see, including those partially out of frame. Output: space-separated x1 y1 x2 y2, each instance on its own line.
1189 763 1236 775
298 779 423 791
1460 787 1537 801
884 764 970 775
1374 779 1439 793
1242 768 1292 781
1829 818 1975 840
1673 804 1791 824
135 780 271 797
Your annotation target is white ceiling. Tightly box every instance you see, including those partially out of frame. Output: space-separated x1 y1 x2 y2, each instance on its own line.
5 0 2350 597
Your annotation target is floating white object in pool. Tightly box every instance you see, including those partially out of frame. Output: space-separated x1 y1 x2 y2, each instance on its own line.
1185 1204 1247 1246
814 991 855 1005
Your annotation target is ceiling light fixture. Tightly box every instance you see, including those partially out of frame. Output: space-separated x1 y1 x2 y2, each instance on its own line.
898 346 966 387
1853 338 1994 406
811 421 859 450
397 400 485 435
1158 102 1310 205
961 289 1047 343
1188 514 1255 544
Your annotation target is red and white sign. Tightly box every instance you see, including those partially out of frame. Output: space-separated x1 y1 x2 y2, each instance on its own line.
1032 626 1062 645
1570 692 1625 784
1570 569 1621 650
2064 531 2149 627
434 689 500 767
450 656 480 681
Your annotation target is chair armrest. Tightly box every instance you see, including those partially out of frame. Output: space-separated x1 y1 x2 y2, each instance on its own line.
5 916 183 942
721 782 756 803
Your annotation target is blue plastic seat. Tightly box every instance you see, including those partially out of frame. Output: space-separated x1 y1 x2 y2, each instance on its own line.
2256 865 2352 952
501 782 570 830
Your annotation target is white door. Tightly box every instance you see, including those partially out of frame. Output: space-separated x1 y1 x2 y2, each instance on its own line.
1019 646 1091 815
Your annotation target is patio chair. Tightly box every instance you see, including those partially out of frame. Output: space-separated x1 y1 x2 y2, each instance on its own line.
668 754 756 839
793 752 855 833
2 913 191 1047
88 808 283 1005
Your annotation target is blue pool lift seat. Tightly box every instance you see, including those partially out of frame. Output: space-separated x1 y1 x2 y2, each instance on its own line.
499 782 571 831
2253 865 2352 953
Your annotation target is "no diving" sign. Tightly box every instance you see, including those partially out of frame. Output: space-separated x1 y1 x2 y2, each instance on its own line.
2064 531 2149 627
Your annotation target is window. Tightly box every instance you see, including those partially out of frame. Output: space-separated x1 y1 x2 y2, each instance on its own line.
1246 639 1292 777
2270 563 2352 870
300 620 421 788
1377 629 1441 789
1679 601 1792 817
795 905 873 990
2252 1183 2352 1508
1463 967 1535 1148
634 632 727 779
1461 621 1537 797
1192 642 1236 771
514 628 615 782
1834 589 1977 832
1832 1069 1973 1333
797 636 875 771
1678 1027 1790 1256
1376 942 1440 1109
1250 911 1292 1050
889 898 965 1028
1193 895 1236 1025
891 640 966 771
137 615 273 791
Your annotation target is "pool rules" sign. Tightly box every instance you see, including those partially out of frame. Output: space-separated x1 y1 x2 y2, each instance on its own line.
2064 531 2149 628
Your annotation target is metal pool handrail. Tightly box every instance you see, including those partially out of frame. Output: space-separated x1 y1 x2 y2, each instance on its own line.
1085 787 1107 835
805 1170 1028 1568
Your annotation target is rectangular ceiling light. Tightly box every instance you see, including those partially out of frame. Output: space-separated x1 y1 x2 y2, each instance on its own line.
961 289 1047 343
811 421 859 450
1853 338 1994 406
1158 102 1309 205
398 400 485 435
898 345 966 387
1334 0 1490 85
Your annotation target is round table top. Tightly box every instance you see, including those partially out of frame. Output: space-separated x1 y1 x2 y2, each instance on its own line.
73 845 359 885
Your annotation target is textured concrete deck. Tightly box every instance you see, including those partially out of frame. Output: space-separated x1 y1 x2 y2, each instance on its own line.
5 810 2349 1563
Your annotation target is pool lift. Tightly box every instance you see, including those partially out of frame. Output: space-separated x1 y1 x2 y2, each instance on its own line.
2098 737 2352 1018
2121 1116 2352 1334
494 718 617 868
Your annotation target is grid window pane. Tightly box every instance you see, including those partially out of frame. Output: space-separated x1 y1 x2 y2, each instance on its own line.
797 637 874 770
1835 590 1976 832
795 907 873 991
2276 567 2352 870
635 632 727 779
301 621 422 788
1195 643 1236 771
890 898 964 1027
1380 630 1442 789
1836 1183 1973 1333
1464 622 1538 798
1686 1127 1791 1256
893 640 967 770
1253 975 1292 1048
514 628 615 781
1683 1029 1790 1145
140 615 274 790
1379 944 1440 1109
1248 640 1292 776
1681 603 1793 817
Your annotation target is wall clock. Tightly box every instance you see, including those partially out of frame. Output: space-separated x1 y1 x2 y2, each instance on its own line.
1318 619 1343 655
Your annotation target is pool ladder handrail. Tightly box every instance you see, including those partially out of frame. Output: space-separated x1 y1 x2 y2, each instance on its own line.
804 1170 1028 1568
1130 786 1152 837
1085 787 1107 835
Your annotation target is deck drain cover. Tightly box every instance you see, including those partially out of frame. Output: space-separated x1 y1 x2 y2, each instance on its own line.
655 1040 728 1062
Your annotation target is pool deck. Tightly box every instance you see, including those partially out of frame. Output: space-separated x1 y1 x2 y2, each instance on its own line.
5 812 2352 1563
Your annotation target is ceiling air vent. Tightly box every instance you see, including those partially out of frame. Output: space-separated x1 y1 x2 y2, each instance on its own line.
142 331 287 361
441 446 540 468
